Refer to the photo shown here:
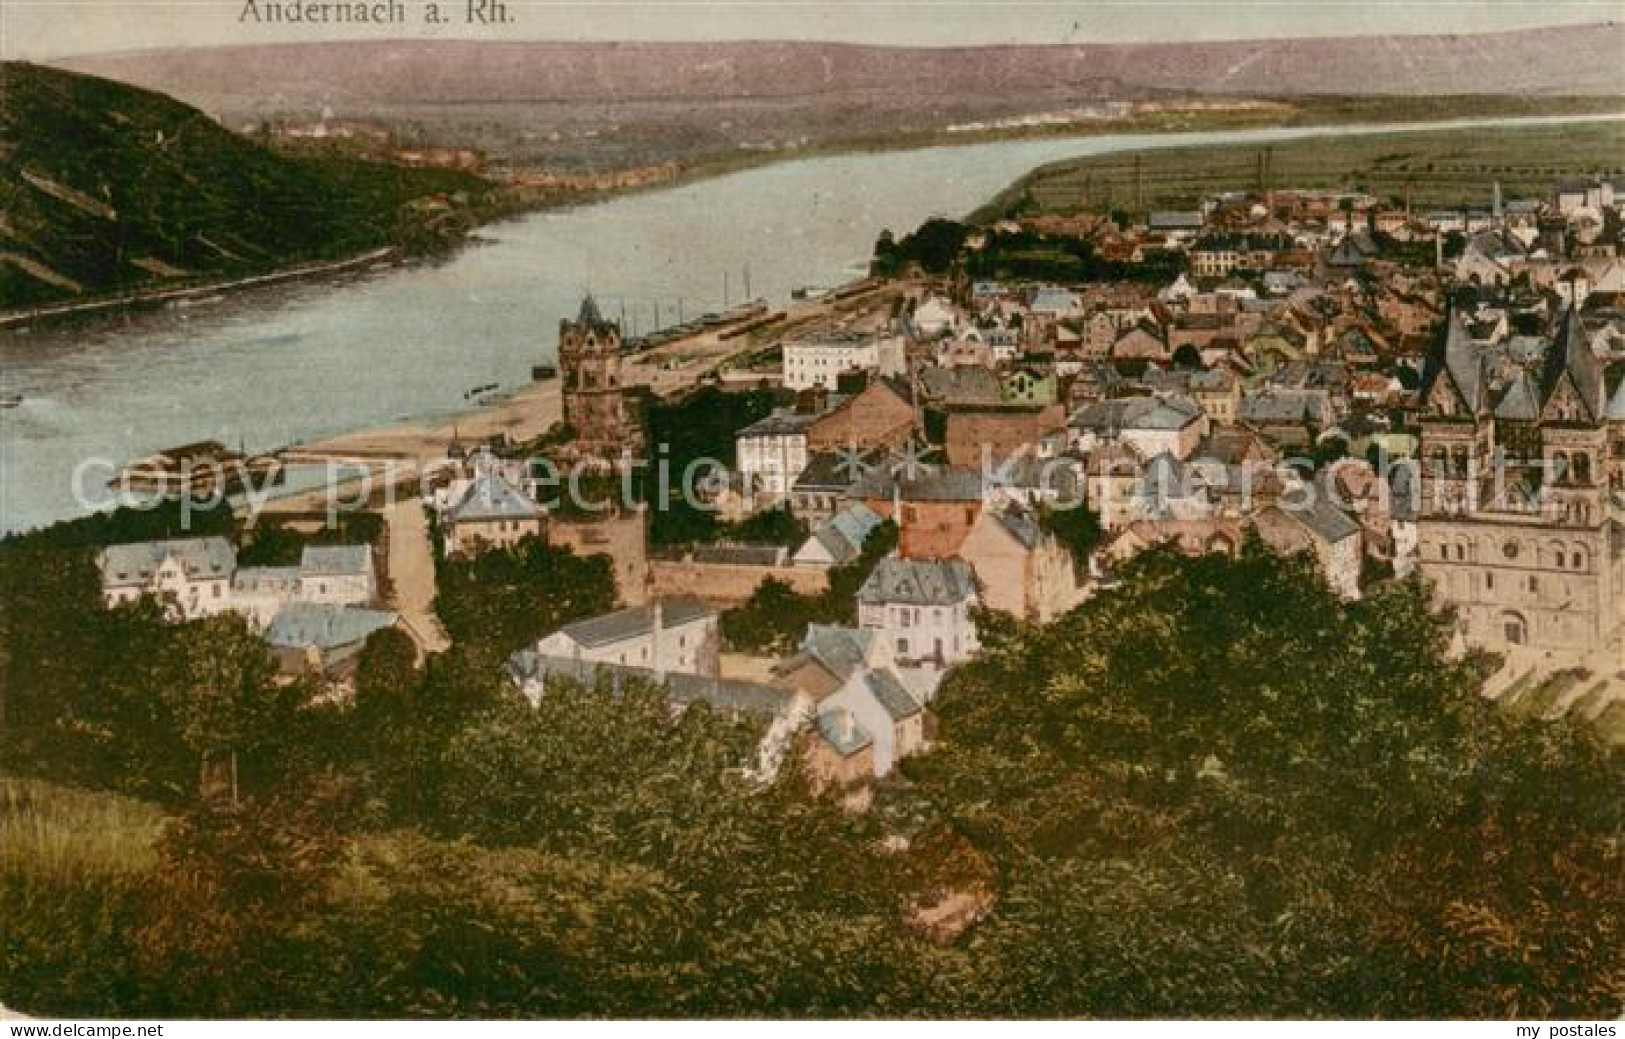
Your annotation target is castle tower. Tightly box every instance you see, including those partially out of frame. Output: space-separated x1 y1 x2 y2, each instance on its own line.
558 295 642 459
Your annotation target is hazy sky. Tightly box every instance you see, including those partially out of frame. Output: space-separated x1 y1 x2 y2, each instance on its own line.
4 0 1621 60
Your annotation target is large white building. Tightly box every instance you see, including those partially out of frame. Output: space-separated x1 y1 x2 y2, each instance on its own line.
232 545 378 625
856 556 980 669
99 537 376 624
1069 394 1209 461
533 597 720 676
782 331 905 391
99 537 237 619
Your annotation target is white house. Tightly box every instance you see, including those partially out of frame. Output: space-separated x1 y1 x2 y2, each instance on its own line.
856 556 980 670
1069 394 1209 461
793 502 885 567
99 537 377 626
773 624 927 778
232 544 377 625
910 295 962 338
782 331 905 391
442 469 544 557
533 596 720 676
98 537 236 619
736 408 820 502
296 546 376 604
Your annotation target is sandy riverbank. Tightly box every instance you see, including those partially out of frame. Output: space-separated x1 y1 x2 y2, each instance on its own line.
287 281 900 466
288 379 564 465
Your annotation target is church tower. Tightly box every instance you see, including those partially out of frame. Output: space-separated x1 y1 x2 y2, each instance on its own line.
558 295 642 459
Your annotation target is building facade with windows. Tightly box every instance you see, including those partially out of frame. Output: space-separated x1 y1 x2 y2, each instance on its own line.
1414 307 1625 665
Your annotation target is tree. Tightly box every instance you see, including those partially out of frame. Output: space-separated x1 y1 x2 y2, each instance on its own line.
354 626 420 712
160 614 292 799
1039 503 1102 566
434 536 616 656
721 578 823 653
1171 343 1205 370
906 542 1624 1017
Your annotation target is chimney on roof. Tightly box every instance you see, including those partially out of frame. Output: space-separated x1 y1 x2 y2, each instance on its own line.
796 386 828 414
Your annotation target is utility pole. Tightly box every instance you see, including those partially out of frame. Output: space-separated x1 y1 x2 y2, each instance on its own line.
744 263 752 300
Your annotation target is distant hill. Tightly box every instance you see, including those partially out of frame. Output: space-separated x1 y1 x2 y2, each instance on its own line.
63 25 1625 110
0 62 489 309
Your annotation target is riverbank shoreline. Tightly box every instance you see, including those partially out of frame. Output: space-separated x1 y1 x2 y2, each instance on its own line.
7 108 1622 534
0 247 402 330
8 99 1620 333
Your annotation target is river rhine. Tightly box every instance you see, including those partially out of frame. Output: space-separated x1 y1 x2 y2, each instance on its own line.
2 114 1617 532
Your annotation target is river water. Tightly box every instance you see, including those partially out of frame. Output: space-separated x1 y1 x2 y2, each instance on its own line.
2 114 1616 532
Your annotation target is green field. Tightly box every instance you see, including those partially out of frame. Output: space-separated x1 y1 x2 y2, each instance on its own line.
977 118 1625 220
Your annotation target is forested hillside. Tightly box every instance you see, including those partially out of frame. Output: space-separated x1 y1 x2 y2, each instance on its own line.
0 63 491 309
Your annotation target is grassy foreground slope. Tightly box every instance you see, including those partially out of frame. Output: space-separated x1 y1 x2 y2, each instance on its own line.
0 62 492 310
978 118 1625 219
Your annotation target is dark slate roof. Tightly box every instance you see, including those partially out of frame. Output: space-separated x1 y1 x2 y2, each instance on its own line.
99 537 235 587
1418 309 1486 415
1148 210 1204 230
818 708 873 756
579 295 604 325
1494 370 1540 421
864 669 923 721
692 543 785 566
989 504 1043 550
794 449 878 492
855 465 984 503
506 651 793 720
1069 394 1203 433
902 467 985 501
1291 498 1362 544
1540 305 1606 423
1239 389 1331 425
299 545 371 576
857 557 978 607
574 294 618 334
798 624 875 682
447 471 542 523
810 503 885 564
555 596 715 648
263 604 397 650
739 409 823 437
